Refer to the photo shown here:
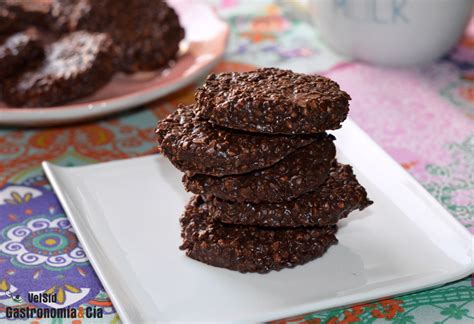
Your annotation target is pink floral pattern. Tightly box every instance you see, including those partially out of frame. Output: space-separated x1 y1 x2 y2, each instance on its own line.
325 59 474 233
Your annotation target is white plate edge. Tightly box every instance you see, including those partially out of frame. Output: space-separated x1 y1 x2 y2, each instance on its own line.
42 161 140 324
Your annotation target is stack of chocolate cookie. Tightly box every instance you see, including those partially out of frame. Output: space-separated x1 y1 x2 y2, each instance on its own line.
156 68 372 273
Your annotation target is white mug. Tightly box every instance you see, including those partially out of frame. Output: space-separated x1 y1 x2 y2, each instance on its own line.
309 0 473 66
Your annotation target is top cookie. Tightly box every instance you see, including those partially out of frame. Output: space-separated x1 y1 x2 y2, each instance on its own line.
195 68 350 134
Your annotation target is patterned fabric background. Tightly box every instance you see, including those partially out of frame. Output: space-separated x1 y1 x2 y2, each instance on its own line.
0 0 472 323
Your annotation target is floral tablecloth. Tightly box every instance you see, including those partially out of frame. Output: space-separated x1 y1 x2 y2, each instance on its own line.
0 0 473 323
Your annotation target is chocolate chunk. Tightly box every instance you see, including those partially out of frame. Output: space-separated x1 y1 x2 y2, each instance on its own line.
206 162 373 227
0 6 19 35
3 0 51 29
180 196 338 273
156 105 315 176
195 67 351 134
183 134 336 203
50 0 184 72
2 31 117 107
0 29 44 80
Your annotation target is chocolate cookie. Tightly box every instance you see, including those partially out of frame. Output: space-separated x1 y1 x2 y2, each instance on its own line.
195 68 351 134
50 0 184 72
156 105 315 176
183 134 336 203
2 31 116 107
206 162 373 227
0 29 44 80
0 6 18 35
180 196 338 273
3 0 51 29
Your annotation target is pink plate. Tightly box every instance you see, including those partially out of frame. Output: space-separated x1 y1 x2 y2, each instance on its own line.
0 0 229 126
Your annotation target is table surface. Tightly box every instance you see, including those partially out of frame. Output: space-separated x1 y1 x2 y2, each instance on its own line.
0 0 473 323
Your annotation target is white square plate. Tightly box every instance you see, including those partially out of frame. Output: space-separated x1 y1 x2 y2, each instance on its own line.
43 119 473 323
